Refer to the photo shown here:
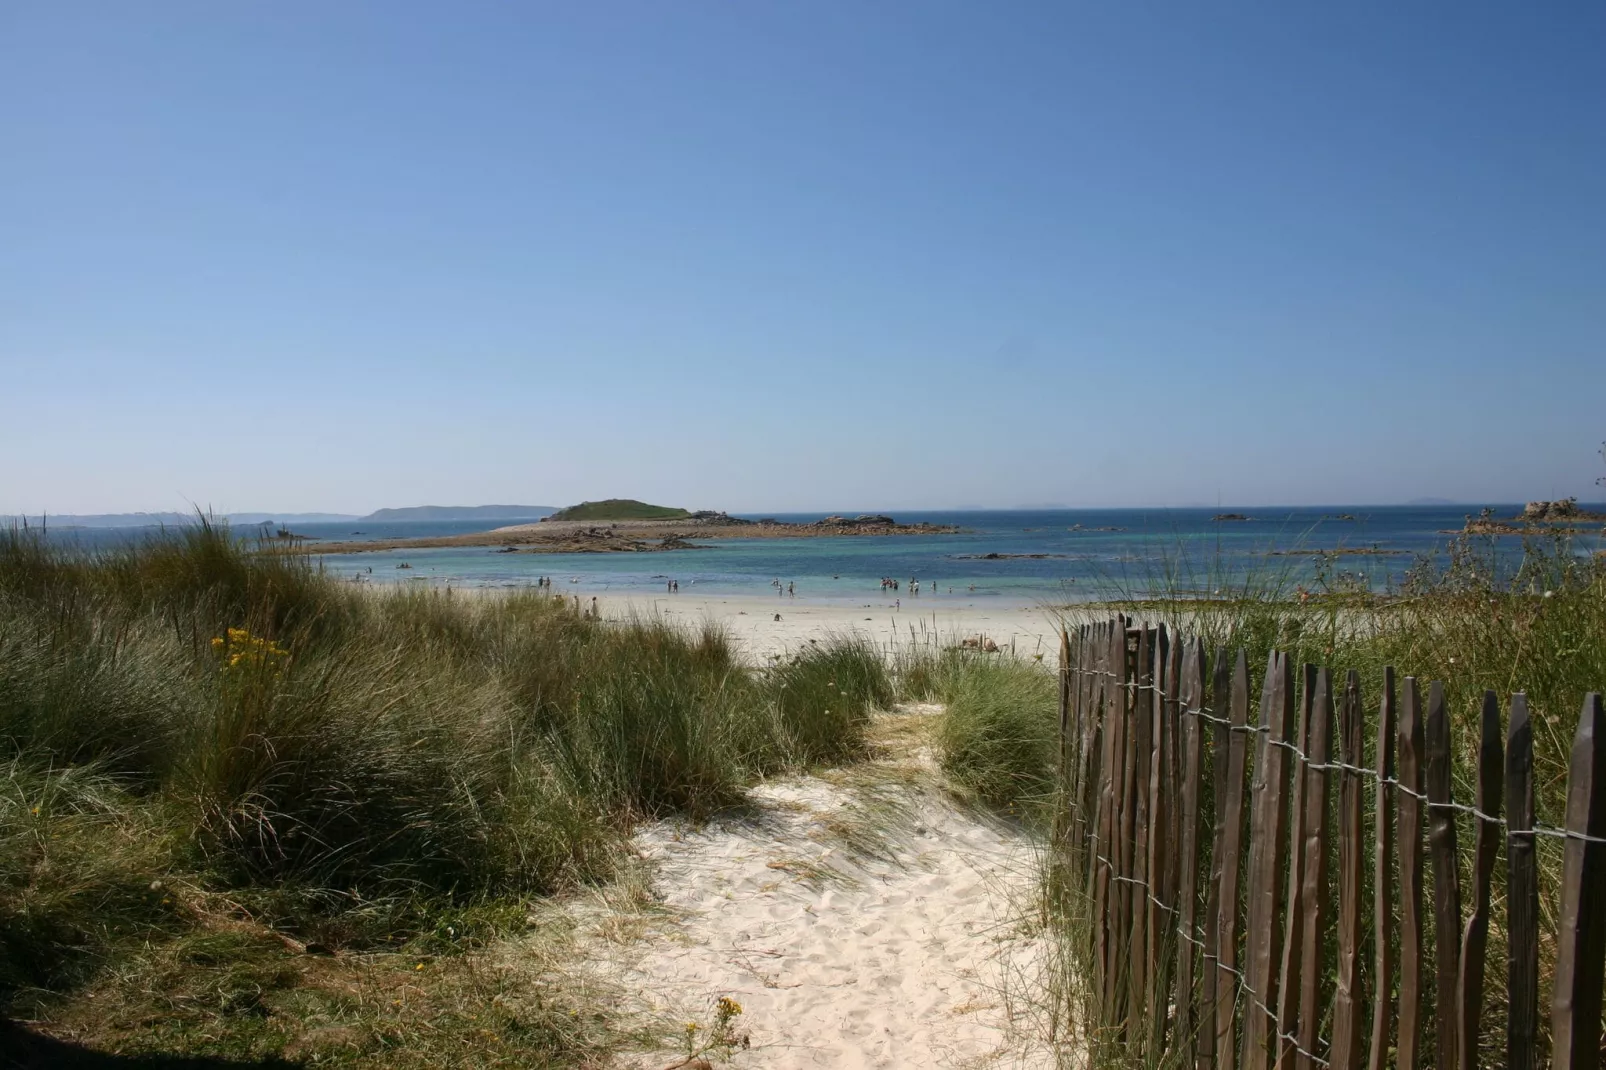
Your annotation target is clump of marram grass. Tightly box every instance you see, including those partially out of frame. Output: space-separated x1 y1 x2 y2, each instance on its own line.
0 596 196 775
893 643 949 702
769 635 893 765
0 522 888 1061
0 763 180 1000
933 652 1059 817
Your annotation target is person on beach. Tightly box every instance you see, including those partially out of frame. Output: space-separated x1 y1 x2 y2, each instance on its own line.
788 581 794 597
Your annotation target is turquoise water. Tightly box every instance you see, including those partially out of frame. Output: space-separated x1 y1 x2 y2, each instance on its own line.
287 506 1605 606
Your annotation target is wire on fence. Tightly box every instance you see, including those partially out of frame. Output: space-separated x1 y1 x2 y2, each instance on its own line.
1066 664 1606 845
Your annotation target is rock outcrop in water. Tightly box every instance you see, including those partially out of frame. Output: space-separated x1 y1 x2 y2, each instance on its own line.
1523 498 1580 521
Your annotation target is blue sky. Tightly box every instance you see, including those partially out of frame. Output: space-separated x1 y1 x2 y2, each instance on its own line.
3 2 1602 514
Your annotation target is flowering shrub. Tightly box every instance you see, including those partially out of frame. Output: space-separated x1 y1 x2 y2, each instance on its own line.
210 628 289 672
681 994 745 1058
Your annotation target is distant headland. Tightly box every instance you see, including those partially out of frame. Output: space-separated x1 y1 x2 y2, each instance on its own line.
3 504 556 529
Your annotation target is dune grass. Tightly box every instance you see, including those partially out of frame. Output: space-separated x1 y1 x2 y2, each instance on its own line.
928 653 1059 816
0 521 889 1064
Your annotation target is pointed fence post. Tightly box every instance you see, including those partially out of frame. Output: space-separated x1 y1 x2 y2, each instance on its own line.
1215 649 1252 1070
1457 692 1503 1070
1276 666 1317 1068
1330 671 1366 1070
1397 677 1426 1070
1243 651 1295 1070
1506 694 1539 1070
1553 693 1606 1070
1366 669 1397 1070
1425 680 1462 1070
1293 668 1334 1070
1174 639 1207 1064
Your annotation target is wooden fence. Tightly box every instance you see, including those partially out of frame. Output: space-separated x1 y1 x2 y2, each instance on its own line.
1055 616 1606 1069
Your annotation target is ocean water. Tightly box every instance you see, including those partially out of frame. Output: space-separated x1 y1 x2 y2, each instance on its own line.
286 506 1603 605
30 507 1602 606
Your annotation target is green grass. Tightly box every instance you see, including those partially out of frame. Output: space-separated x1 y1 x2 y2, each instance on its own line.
546 499 691 521
926 652 1059 817
0 521 888 1064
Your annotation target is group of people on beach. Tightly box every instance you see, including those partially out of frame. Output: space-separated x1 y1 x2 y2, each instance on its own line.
880 576 931 594
665 579 680 592
771 578 795 597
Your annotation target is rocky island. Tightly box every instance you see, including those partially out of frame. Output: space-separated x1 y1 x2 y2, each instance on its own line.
1452 498 1606 535
295 501 960 555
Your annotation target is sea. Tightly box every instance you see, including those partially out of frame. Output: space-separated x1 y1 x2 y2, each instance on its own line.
31 506 1606 607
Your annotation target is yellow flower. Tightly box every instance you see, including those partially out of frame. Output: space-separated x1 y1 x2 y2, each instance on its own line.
716 995 742 1018
415 962 425 970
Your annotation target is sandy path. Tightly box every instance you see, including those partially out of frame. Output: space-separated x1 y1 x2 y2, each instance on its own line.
577 707 1055 1070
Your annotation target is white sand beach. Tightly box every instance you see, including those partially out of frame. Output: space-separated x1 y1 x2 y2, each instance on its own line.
586 593 1068 662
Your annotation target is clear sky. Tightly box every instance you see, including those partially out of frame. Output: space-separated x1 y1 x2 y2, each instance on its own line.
3 2 1603 515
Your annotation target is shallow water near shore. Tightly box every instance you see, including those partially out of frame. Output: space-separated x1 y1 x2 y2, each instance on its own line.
35 506 1604 606
312 505 1603 605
